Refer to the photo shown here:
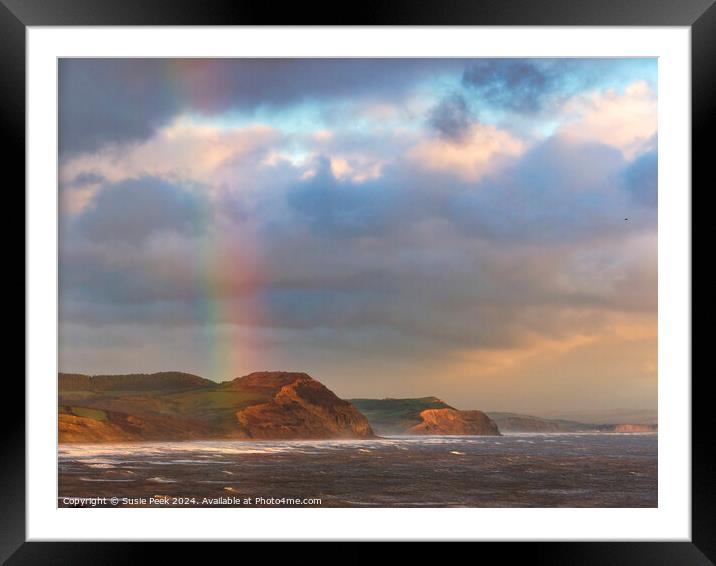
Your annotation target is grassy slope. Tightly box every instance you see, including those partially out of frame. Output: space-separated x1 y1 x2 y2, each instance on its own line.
58 373 276 439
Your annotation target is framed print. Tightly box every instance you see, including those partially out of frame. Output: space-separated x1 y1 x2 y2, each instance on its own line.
5 0 708 562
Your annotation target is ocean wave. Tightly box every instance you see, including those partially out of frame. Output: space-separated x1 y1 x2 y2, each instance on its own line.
79 476 134 482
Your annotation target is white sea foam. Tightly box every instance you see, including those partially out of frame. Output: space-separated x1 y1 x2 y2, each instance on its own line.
147 476 177 483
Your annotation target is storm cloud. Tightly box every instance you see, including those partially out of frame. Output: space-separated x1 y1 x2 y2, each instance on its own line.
428 93 476 142
59 58 466 154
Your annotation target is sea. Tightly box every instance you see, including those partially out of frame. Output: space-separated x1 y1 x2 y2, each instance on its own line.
58 433 657 508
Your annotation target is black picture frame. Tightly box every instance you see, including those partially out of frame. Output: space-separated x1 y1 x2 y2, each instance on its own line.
4 0 706 562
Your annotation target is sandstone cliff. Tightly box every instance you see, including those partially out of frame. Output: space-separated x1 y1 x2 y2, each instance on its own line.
408 408 501 436
59 413 140 443
231 372 374 439
349 397 501 436
348 396 455 435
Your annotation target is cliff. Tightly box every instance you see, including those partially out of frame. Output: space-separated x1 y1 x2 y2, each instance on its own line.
58 371 373 443
348 397 500 436
59 413 141 443
408 408 501 436
348 397 455 435
230 372 374 439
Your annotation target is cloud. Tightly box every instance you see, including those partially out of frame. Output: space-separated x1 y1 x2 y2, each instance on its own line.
328 156 384 183
59 58 467 154
59 59 181 155
559 81 657 158
73 176 206 246
60 119 280 208
460 59 656 119
622 149 657 207
61 172 106 214
59 129 657 342
409 123 524 181
427 93 475 142
462 59 574 113
285 157 400 238
447 136 655 243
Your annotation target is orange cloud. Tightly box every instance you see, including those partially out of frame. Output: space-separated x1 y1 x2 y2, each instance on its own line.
441 309 657 387
408 124 524 181
448 333 598 377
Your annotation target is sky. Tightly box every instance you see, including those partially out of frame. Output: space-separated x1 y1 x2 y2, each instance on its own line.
58 58 658 416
